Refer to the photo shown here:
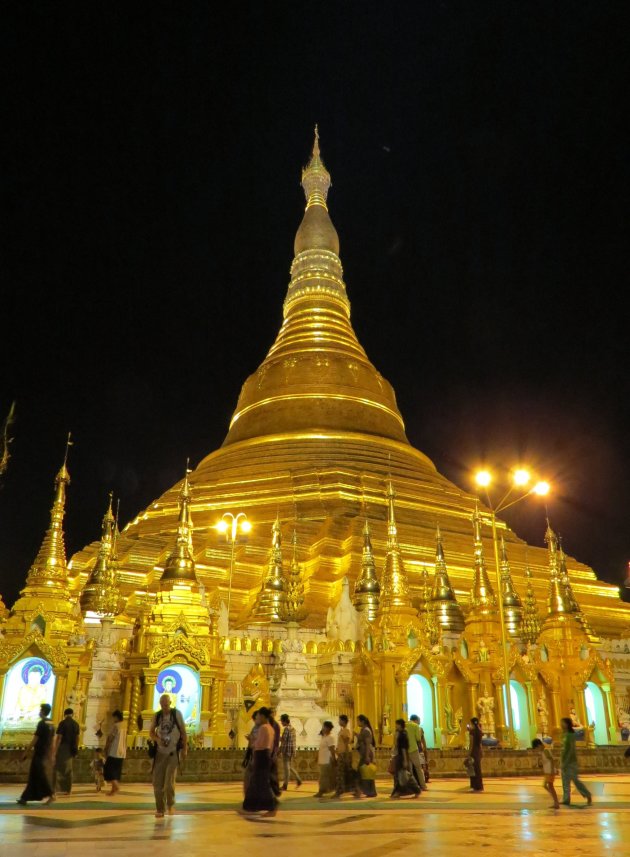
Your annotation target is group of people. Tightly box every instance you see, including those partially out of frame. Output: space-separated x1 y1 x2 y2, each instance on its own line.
240 709 432 815
16 702 595 815
466 714 593 807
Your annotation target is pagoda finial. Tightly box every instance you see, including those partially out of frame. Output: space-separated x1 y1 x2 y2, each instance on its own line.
160 462 197 584
81 492 122 616
432 524 465 633
300 124 331 210
353 518 381 621
252 517 288 623
378 481 411 611
23 446 72 594
545 518 570 615
521 564 541 645
469 502 496 614
499 535 523 638
283 529 306 622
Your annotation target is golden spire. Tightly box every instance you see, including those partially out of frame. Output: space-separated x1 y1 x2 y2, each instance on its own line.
283 530 306 622
161 464 197 584
431 524 465 633
545 520 571 615
521 563 541 645
251 516 288 622
378 481 412 610
469 502 496 614
558 537 598 641
499 536 524 638
353 518 380 621
80 492 116 612
224 130 407 447
23 439 72 595
418 563 439 644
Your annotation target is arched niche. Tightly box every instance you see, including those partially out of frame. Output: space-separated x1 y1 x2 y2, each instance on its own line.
406 673 435 748
585 681 608 745
1 656 56 727
502 679 532 748
152 664 201 730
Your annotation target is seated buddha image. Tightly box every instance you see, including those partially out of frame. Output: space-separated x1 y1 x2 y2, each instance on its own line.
161 675 179 709
15 664 47 721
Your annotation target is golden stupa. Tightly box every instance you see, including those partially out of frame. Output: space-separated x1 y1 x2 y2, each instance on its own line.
48 130 628 752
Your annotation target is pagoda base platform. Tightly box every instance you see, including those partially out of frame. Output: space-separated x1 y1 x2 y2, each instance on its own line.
0 745 627 783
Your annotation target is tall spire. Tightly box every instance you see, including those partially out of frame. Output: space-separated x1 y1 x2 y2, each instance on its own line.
558 537 598 641
431 524 465 633
251 516 288 623
499 536 524 638
353 519 380 621
160 464 197 584
418 563 439 644
80 492 116 612
379 482 411 610
223 130 407 447
283 530 306 622
469 502 496 615
23 440 72 596
545 520 571 615
521 564 541 645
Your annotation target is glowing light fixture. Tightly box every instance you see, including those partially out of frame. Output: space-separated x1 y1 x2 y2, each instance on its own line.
216 519 229 534
475 470 492 488
513 469 530 487
533 481 550 496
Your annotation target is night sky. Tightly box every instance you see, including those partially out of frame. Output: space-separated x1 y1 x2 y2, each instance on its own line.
2 3 629 608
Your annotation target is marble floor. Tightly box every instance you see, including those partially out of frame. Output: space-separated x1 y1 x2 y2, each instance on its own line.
1 775 630 857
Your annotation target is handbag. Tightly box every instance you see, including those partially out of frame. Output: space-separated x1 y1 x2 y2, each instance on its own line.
359 762 377 780
147 740 157 759
397 768 412 788
387 757 396 775
463 756 475 775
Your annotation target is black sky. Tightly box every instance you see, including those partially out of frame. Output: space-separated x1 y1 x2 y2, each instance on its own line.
2 2 630 607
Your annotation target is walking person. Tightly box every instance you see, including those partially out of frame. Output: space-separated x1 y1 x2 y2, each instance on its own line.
149 693 187 818
356 714 377 797
390 719 420 798
242 707 278 816
560 717 592 806
334 714 360 798
467 716 484 792
314 721 336 798
406 714 427 790
242 711 259 795
279 714 302 790
103 709 127 796
532 738 560 809
91 747 105 792
16 703 55 805
268 708 282 797
53 707 80 795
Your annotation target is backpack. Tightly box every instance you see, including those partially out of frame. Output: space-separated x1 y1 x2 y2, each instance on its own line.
147 707 185 758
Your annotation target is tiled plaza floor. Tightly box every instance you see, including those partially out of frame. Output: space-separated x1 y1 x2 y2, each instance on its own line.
1 775 629 856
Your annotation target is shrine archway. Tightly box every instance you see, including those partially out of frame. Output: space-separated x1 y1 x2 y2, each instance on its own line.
406 674 435 748
585 682 608 745
503 680 532 748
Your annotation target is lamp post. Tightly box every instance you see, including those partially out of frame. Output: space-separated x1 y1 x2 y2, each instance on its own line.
474 468 550 749
216 511 251 631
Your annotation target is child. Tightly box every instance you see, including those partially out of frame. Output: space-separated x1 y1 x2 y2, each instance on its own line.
91 748 105 792
314 721 336 798
532 738 559 809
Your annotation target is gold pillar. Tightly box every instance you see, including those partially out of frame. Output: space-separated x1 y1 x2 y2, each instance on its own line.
549 688 562 740
52 672 68 723
602 683 619 745
128 675 141 745
121 674 132 719
432 676 445 748
525 681 537 743
494 681 507 743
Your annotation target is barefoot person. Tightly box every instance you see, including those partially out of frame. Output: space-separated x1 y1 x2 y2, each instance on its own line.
103 709 127 796
279 714 302 790
467 716 484 792
532 738 559 808
53 707 80 795
149 694 187 818
356 714 377 797
560 717 592 806
242 707 278 816
16 703 55 806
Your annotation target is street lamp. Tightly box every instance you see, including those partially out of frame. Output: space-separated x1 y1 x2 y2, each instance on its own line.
473 467 550 748
215 512 252 631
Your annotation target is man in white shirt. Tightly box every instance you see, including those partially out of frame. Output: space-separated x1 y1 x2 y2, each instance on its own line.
314 721 336 798
149 694 187 818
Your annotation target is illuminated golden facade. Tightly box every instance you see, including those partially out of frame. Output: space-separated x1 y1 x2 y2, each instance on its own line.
2 132 630 752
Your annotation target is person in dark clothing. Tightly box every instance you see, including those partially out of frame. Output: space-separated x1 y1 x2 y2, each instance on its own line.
53 707 80 795
241 707 279 816
468 716 484 792
268 708 282 797
17 703 55 805
390 719 420 798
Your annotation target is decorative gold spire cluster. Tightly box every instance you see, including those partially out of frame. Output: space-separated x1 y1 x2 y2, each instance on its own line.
558 538 599 642
353 519 380 621
283 530 306 622
80 493 119 614
160 466 197 584
431 525 465 633
468 503 497 616
251 517 288 623
499 536 524 638
418 563 439 644
521 564 541 645
378 482 412 611
545 520 571 616
23 445 72 597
